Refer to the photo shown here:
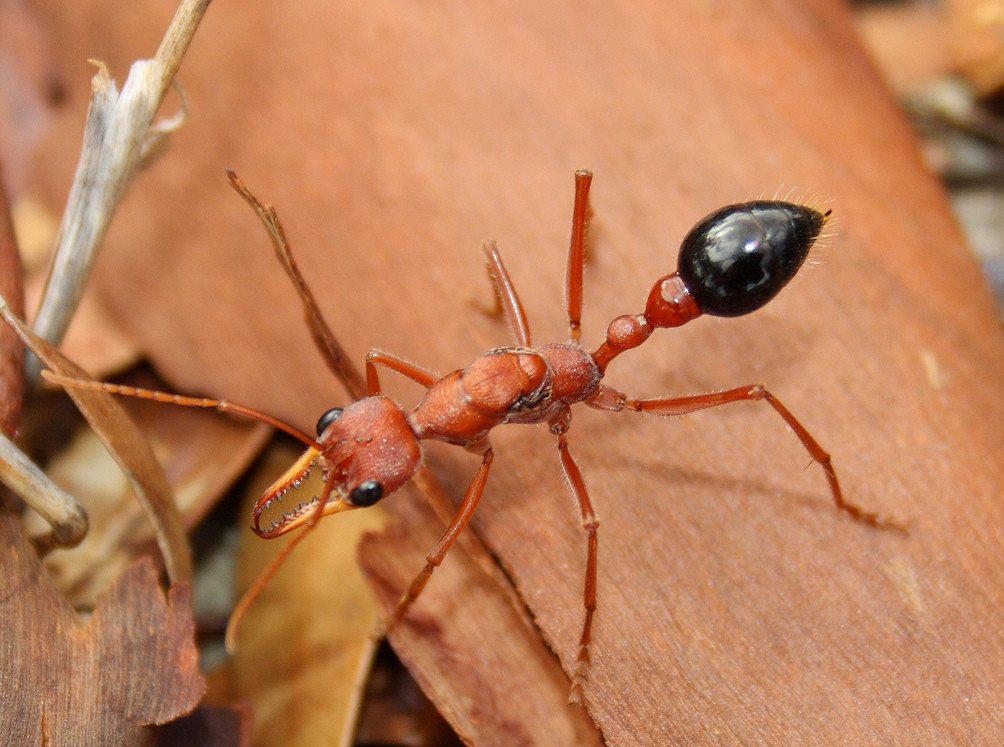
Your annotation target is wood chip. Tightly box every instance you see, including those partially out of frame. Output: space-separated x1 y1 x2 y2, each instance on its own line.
0 507 204 742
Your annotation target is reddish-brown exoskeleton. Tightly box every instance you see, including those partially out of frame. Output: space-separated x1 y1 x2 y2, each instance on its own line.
46 169 900 704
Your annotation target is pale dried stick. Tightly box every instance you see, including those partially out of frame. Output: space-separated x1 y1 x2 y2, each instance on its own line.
28 0 212 378
0 433 88 552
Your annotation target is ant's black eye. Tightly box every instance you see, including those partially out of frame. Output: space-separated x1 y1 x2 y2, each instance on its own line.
315 407 343 436
349 480 383 507
677 201 827 317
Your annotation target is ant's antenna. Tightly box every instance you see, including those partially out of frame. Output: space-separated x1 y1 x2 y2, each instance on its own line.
226 170 368 400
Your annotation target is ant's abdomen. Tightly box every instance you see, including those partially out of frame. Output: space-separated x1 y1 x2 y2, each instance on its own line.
410 349 550 446
677 201 827 317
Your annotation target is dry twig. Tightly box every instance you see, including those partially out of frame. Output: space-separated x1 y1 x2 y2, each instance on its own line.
28 0 211 378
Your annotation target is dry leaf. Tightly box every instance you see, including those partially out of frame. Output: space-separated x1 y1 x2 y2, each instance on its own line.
0 506 204 742
233 442 385 747
11 195 58 272
34 371 270 606
359 483 604 746
25 269 141 380
856 0 1004 97
0 298 191 583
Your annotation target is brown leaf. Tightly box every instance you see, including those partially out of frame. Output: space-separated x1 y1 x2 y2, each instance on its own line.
856 1 1004 98
26 1 1004 743
0 505 205 742
25 269 141 380
0 3 57 194
354 645 463 747
359 482 604 746
232 443 386 746
0 302 191 583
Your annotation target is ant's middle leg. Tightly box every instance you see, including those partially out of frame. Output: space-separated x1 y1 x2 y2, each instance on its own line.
551 416 600 705
586 383 903 531
365 349 439 396
382 447 495 633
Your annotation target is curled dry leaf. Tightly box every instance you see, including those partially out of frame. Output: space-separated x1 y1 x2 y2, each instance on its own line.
0 507 204 742
34 377 270 607
232 442 386 747
0 295 191 583
0 176 24 436
0 165 87 551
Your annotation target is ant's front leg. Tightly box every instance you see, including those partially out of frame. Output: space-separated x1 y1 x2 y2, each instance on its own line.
586 384 904 532
365 349 439 396
381 447 495 634
479 240 532 347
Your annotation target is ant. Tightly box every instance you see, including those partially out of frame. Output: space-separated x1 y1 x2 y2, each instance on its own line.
45 169 901 705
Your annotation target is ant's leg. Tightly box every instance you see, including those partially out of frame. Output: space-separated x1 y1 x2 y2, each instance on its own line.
365 349 439 396
592 383 903 531
382 448 494 632
227 170 368 400
565 170 592 342
226 472 338 652
552 422 599 705
481 240 532 347
41 371 320 448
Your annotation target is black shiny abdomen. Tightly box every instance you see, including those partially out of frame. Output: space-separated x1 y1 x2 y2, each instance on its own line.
677 201 826 317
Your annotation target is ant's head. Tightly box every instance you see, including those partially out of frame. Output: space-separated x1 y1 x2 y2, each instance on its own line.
252 396 421 538
675 201 829 317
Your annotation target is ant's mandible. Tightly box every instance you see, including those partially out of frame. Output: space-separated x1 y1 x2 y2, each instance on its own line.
45 169 901 705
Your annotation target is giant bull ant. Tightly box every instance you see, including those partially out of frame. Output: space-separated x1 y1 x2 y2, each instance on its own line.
45 169 902 704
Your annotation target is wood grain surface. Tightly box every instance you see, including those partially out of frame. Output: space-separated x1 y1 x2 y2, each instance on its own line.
21 0 1004 743
0 512 205 744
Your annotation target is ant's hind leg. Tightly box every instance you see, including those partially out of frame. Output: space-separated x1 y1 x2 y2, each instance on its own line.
551 418 600 705
589 383 904 532
381 448 494 634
